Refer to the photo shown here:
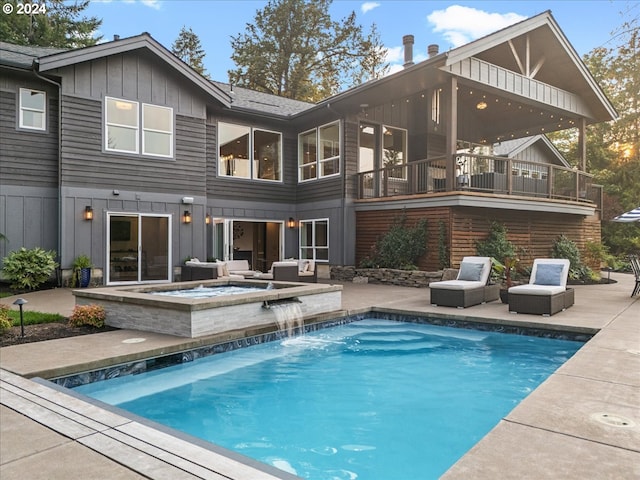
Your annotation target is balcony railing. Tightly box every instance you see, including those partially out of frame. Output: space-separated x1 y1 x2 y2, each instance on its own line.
357 154 602 209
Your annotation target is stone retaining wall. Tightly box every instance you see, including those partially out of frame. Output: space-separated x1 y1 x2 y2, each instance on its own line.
330 266 445 288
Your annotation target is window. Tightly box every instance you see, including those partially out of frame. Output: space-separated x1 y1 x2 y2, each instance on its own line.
106 97 139 153
298 121 340 181
299 219 329 262
382 126 407 179
19 88 46 131
143 104 173 157
105 97 173 158
358 123 407 177
219 122 282 181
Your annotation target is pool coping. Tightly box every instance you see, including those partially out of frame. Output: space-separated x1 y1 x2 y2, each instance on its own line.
1 276 639 479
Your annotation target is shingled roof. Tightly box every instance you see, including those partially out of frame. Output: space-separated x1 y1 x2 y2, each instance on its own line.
210 80 314 117
0 42 67 69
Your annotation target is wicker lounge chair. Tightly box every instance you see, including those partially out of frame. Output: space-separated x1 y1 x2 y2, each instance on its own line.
430 256 499 308
629 255 640 297
508 258 574 316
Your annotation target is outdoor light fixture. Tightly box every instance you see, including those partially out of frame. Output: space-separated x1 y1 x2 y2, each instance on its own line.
476 101 488 110
84 206 94 221
287 217 296 229
13 298 27 337
205 214 211 225
183 210 192 224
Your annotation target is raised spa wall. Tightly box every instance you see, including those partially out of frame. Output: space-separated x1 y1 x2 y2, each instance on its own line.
73 280 343 338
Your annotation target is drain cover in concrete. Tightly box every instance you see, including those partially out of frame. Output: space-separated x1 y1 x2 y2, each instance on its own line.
122 337 147 344
591 412 635 428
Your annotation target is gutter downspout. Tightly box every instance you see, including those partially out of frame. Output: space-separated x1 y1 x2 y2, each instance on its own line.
31 60 63 284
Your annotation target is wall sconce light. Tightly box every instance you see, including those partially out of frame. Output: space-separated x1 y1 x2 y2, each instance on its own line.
205 214 211 225
84 206 94 221
287 217 296 229
476 101 488 110
183 210 192 224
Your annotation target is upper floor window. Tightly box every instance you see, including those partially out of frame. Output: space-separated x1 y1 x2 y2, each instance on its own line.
19 88 46 131
105 97 173 158
298 121 340 182
218 122 282 181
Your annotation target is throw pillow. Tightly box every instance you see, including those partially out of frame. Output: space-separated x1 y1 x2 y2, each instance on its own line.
457 262 484 281
534 263 564 286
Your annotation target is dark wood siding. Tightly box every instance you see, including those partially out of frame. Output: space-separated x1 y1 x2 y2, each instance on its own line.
357 205 601 271
60 95 207 195
0 79 59 188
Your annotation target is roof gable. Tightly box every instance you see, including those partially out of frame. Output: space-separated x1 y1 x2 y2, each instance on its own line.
443 11 616 123
35 33 231 108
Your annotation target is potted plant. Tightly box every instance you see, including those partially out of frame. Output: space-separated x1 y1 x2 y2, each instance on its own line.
72 254 92 288
494 256 519 303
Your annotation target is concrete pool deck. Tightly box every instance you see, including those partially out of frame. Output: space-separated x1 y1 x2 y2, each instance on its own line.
1 274 639 479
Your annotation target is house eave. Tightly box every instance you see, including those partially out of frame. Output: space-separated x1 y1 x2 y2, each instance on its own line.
354 192 596 216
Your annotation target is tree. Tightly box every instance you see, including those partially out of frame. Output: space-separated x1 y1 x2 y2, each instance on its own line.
0 0 101 48
171 26 209 78
228 0 389 102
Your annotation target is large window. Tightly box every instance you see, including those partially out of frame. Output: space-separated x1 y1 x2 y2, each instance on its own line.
359 123 407 176
105 97 173 157
298 121 340 181
19 88 46 131
218 122 282 181
299 218 329 262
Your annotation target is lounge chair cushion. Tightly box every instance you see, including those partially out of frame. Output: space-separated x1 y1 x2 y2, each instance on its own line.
457 262 484 282
534 263 564 286
430 280 485 290
508 284 566 296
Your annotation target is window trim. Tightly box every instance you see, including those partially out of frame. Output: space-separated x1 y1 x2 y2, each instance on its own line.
217 121 283 182
18 88 46 131
298 120 341 183
299 218 329 263
142 103 174 158
105 96 140 154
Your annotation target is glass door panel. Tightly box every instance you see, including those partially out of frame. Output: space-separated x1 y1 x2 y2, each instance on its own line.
141 216 169 281
109 215 139 283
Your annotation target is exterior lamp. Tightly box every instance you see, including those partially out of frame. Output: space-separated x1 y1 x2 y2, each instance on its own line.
205 214 211 225
13 298 27 337
287 217 296 229
183 210 192 224
476 101 488 110
84 206 94 221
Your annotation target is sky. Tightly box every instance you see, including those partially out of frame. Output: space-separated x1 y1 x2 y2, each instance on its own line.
85 0 638 81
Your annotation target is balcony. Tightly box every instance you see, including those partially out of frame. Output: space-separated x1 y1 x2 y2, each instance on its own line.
357 154 602 210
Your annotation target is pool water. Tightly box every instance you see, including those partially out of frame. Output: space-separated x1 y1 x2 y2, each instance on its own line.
75 319 582 479
149 285 265 298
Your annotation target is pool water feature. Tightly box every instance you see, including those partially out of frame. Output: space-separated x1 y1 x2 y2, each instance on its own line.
74 319 583 479
73 280 342 338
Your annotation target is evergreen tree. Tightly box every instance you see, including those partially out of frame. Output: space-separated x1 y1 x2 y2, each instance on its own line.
171 26 209 78
0 0 101 48
228 0 388 102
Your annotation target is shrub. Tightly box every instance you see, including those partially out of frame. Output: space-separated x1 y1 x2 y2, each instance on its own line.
2 247 58 290
438 220 450 269
551 234 596 282
360 213 428 270
475 222 518 285
0 305 12 333
68 304 106 328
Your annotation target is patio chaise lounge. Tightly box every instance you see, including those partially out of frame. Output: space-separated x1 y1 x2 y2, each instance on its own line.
257 260 318 283
508 258 574 316
430 256 499 308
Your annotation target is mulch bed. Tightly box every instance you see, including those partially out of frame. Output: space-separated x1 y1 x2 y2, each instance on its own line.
1 322 117 348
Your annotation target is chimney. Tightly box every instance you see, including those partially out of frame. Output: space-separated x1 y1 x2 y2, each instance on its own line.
403 35 414 68
428 44 439 58
113 34 120 41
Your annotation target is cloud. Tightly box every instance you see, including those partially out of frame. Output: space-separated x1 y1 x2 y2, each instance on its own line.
361 2 380 14
95 0 161 9
427 5 526 47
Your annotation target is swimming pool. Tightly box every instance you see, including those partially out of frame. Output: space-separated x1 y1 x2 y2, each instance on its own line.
74 318 583 479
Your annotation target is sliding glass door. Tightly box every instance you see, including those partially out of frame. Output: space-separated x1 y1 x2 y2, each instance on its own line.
107 213 171 284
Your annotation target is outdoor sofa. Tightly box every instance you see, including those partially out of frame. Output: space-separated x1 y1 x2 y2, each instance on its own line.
508 258 574 316
257 260 318 283
429 256 499 308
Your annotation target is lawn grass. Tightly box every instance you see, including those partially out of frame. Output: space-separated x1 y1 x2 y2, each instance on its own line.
7 310 65 326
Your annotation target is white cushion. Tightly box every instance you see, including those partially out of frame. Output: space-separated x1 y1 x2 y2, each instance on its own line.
226 260 251 272
430 280 485 290
509 284 566 296
458 256 492 284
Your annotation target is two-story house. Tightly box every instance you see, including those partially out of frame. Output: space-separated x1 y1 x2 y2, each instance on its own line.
0 11 616 285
